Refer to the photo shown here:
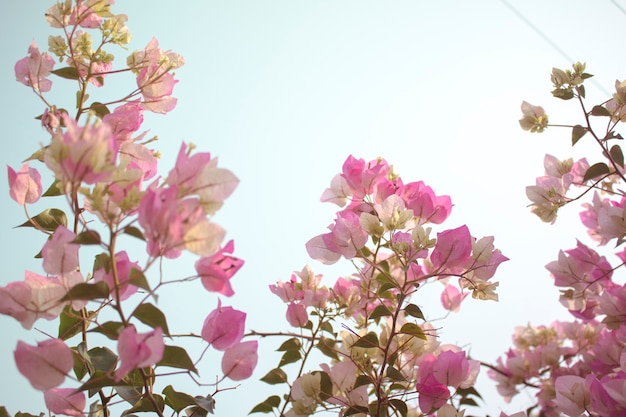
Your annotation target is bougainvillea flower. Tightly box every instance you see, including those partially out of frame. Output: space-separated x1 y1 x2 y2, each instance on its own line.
221 340 258 381
14 339 73 390
44 388 86 417
7 163 42 205
201 300 246 350
195 240 243 296
115 326 164 381
14 41 55 92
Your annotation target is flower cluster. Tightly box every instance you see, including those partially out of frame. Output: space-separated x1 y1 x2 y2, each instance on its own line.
491 63 626 416
1 1 254 416
255 155 508 416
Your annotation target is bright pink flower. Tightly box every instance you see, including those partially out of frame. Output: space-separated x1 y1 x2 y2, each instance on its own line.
340 155 390 199
403 181 452 224
195 240 243 296
201 301 246 350
554 375 591 416
128 38 185 114
470 237 509 280
115 326 164 381
118 141 158 181
320 173 352 206
69 1 106 28
305 234 342 265
166 143 239 214
431 349 470 388
44 114 119 189
416 373 450 414
14 41 55 92
7 163 42 205
0 270 84 329
14 339 73 390
440 284 467 312
286 302 308 327
93 251 139 301
44 388 86 417
138 186 225 258
430 225 472 271
269 275 300 303
221 340 258 381
103 101 144 142
307 210 368 264
41 226 79 275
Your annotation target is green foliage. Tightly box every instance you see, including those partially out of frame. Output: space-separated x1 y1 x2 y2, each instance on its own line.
260 368 288 385
249 395 281 414
163 385 196 413
16 208 67 231
132 303 171 337
571 124 587 145
61 281 110 301
157 345 198 374
583 162 610 182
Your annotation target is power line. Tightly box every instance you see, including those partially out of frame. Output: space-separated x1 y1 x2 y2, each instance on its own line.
499 0 610 96
610 0 626 16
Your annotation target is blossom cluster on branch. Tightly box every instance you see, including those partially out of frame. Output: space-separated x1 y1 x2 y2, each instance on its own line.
490 62 626 417
1 1 255 416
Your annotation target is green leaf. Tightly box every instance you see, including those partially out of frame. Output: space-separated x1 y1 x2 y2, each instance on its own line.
58 305 83 340
76 370 117 393
344 406 370 416
354 374 371 388
0 406 9 417
158 345 198 374
249 395 281 414
42 179 64 196
351 331 379 349
316 336 338 360
459 398 479 407
88 102 110 119
276 337 300 352
583 162 610 182
591 105 611 117
72 230 102 245
115 385 143 406
51 66 80 80
610 144 625 168
552 88 574 100
16 208 67 231
89 346 118 373
399 323 426 340
61 281 110 301
369 304 392 320
278 350 301 367
133 303 171 336
121 394 165 415
385 366 406 381
577 84 586 99
404 303 425 320
456 386 483 400
163 385 196 413
377 282 395 296
128 268 156 299
389 398 408 417
571 125 587 146
89 321 124 340
123 226 145 241
14 413 40 417
317 371 333 401
320 320 335 335
260 368 288 385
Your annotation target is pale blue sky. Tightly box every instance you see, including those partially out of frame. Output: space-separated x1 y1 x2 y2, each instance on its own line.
0 1 624 415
